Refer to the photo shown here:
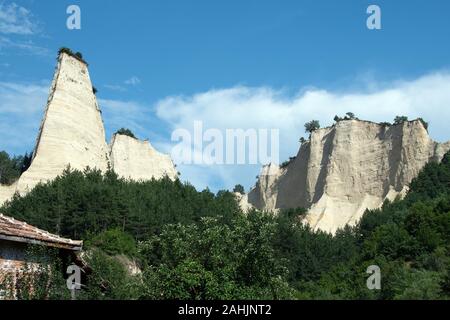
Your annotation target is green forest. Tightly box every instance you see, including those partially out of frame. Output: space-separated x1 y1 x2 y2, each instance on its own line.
1 152 450 300
0 151 32 185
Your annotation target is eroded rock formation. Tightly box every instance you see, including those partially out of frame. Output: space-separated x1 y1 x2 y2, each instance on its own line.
0 52 177 205
110 133 177 181
243 119 450 234
16 52 110 195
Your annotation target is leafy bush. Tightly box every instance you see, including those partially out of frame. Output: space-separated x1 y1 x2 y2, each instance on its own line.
394 116 408 125
304 120 320 134
87 228 138 257
139 213 296 299
334 115 342 122
280 157 296 169
58 47 87 64
115 128 136 139
232 184 245 195
345 112 357 120
418 118 429 130
334 113 358 122
78 249 142 300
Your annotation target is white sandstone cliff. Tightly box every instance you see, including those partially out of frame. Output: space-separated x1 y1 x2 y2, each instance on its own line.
110 134 177 181
0 52 177 205
16 52 110 195
243 119 450 234
0 183 17 205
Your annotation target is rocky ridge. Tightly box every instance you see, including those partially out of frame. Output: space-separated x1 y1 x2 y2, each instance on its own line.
242 119 450 234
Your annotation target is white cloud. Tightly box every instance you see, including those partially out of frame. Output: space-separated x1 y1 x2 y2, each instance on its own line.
0 81 49 154
0 3 48 57
103 76 141 92
124 76 141 86
0 36 49 56
99 99 148 136
103 84 126 92
156 71 450 191
0 2 39 35
2 72 450 192
0 81 49 114
98 98 170 146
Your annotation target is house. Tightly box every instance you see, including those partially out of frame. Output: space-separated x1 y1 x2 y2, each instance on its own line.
0 213 82 299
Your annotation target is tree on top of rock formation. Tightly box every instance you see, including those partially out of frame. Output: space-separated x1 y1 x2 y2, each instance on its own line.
334 113 358 123
280 157 296 169
304 120 320 134
345 112 356 120
233 184 245 195
394 116 409 125
334 115 342 122
418 118 429 131
115 128 137 139
58 47 87 64
58 47 72 56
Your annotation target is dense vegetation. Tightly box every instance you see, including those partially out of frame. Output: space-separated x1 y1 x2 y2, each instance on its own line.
1 168 239 240
0 151 32 185
1 152 450 300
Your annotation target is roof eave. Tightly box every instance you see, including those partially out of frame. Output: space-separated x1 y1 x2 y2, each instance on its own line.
0 234 83 251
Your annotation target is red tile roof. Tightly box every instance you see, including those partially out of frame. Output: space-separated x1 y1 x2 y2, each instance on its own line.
0 214 82 251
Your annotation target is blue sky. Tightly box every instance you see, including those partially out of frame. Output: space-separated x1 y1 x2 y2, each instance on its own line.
1 0 450 192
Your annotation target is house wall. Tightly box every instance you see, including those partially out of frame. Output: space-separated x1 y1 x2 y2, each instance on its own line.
0 240 27 269
0 239 80 299
0 240 48 299
0 240 27 299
